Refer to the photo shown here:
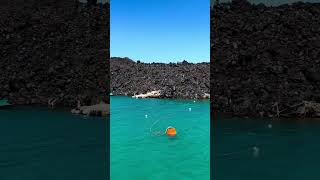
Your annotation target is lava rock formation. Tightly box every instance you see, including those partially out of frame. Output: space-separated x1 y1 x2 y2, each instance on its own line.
111 57 209 99
0 0 110 107
211 0 320 117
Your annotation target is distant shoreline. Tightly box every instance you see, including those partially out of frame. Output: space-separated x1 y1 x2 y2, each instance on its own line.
111 94 210 101
110 57 209 65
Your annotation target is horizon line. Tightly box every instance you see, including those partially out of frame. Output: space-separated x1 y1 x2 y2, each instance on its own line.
110 56 209 64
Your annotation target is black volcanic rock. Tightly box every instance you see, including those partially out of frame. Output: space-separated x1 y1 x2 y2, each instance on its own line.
0 0 110 107
110 58 209 99
211 0 320 117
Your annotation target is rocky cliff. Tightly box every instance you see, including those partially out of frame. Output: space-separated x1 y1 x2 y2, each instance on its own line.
0 0 110 107
211 0 320 117
111 57 209 99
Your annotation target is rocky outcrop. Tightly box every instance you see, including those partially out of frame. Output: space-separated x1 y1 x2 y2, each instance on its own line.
211 0 320 117
132 90 161 98
111 57 209 99
71 102 109 116
0 0 110 107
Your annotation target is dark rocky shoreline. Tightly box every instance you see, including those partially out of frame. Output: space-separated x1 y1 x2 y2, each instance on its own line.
211 0 320 117
0 0 110 107
111 57 210 99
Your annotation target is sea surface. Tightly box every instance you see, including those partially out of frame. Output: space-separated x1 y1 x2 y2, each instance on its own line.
213 117 320 179
0 107 108 180
110 96 210 180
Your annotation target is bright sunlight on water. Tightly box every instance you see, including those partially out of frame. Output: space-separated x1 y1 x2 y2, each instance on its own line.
110 96 210 180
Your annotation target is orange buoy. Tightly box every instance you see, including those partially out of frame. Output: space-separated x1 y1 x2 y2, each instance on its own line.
166 127 177 137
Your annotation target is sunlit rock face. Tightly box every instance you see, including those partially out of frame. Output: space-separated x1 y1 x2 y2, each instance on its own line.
110 57 210 99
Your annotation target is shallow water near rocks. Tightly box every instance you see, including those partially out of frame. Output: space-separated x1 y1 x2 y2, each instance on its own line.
111 96 210 180
213 117 320 179
0 107 107 180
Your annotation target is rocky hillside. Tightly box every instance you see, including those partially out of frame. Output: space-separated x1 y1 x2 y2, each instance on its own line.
0 0 110 107
211 0 320 117
111 57 209 99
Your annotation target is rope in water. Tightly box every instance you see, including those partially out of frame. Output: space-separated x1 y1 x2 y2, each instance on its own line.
214 143 270 159
148 107 196 136
215 147 254 158
149 118 166 136
148 112 178 136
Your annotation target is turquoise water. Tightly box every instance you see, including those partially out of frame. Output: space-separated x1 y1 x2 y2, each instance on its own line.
111 96 210 180
0 107 107 180
213 117 320 179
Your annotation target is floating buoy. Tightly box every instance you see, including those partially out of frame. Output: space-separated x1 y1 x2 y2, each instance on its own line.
145 114 148 118
188 108 192 111
166 126 177 137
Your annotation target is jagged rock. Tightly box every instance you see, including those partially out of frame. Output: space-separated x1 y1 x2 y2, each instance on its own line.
132 90 161 98
304 68 320 82
71 102 109 116
0 0 110 107
211 0 320 117
110 58 209 99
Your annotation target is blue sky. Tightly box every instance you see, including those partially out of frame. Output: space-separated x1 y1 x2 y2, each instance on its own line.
111 0 210 63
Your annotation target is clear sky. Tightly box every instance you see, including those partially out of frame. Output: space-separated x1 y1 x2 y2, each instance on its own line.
111 0 210 63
